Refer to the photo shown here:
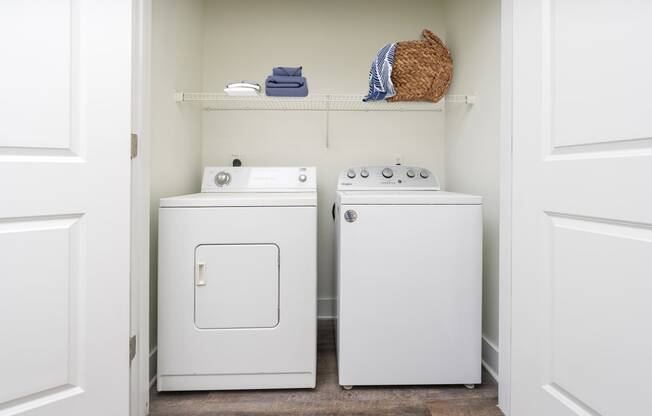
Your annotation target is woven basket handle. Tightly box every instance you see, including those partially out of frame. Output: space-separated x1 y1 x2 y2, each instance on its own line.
422 29 451 103
422 29 445 48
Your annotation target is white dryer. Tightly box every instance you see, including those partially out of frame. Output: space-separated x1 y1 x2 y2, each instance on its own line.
158 167 317 391
335 166 482 387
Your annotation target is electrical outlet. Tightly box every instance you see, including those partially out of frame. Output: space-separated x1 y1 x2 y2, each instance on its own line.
231 154 244 167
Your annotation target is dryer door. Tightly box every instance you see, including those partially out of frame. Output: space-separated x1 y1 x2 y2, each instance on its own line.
194 244 279 329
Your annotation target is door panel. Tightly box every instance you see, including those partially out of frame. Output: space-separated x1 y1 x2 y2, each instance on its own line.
551 1 652 146
0 1 131 415
0 216 81 405
548 215 651 416
512 0 652 415
0 0 73 151
195 244 279 329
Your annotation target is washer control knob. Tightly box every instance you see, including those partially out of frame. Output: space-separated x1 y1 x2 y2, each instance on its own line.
420 170 430 179
382 167 394 178
360 169 369 178
406 169 416 178
298 174 307 183
347 169 356 179
214 171 231 186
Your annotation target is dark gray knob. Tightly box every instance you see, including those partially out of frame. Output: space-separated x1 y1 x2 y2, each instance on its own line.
347 169 356 179
406 169 415 178
420 170 430 179
360 169 369 178
215 171 231 186
382 167 393 178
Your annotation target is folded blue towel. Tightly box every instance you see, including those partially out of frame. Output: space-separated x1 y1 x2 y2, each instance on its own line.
266 84 309 97
363 42 397 101
265 75 309 97
266 75 306 88
272 66 302 76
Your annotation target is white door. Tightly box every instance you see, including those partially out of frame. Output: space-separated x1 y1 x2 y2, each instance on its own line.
0 1 132 415
511 0 652 415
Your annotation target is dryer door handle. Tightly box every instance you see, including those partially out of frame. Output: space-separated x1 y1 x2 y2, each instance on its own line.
196 262 206 286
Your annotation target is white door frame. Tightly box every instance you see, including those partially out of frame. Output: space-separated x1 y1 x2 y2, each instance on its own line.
130 0 151 415
127 0 515 414
498 0 513 414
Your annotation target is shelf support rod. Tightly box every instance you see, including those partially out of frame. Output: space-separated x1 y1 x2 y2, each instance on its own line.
325 94 330 149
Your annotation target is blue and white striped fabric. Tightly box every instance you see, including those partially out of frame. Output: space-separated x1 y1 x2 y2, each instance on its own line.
363 42 397 102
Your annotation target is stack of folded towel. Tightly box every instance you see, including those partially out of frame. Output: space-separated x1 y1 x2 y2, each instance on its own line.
265 67 308 97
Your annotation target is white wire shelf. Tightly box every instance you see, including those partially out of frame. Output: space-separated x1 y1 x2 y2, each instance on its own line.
173 92 476 112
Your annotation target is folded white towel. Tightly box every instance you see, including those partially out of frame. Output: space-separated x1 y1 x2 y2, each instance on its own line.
224 86 260 96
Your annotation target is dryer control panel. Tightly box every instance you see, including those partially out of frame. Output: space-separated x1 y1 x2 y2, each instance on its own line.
337 166 440 191
202 167 316 192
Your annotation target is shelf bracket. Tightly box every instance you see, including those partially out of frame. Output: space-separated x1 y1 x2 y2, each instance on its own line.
445 94 477 105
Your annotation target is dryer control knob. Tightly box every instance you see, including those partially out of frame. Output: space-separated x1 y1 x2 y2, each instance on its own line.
298 174 307 182
406 169 416 178
360 169 369 178
215 171 231 186
347 169 356 179
382 167 394 178
420 170 430 179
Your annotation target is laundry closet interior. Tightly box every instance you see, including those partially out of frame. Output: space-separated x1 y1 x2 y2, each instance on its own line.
144 0 503 411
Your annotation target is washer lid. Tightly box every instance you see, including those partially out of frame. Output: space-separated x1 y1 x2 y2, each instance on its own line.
338 190 482 205
160 192 317 207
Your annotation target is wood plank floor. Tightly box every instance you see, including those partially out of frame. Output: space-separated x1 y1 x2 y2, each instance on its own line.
150 320 501 416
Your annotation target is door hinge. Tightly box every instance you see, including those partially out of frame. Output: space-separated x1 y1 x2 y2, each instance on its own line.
131 133 138 159
129 335 137 365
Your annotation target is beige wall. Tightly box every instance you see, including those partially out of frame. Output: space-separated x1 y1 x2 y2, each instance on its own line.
444 0 502 375
150 0 204 380
200 0 447 311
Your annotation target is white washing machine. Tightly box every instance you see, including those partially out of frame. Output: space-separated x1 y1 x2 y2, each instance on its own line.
335 166 482 388
157 167 317 391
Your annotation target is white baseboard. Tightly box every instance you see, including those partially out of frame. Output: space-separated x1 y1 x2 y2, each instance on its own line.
318 297 336 319
482 335 499 381
148 304 496 386
149 304 498 388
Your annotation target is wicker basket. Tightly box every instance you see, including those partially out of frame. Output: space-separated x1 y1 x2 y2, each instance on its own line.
388 29 453 103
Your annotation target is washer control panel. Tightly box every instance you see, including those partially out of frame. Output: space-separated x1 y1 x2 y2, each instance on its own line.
337 166 440 190
201 167 316 192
